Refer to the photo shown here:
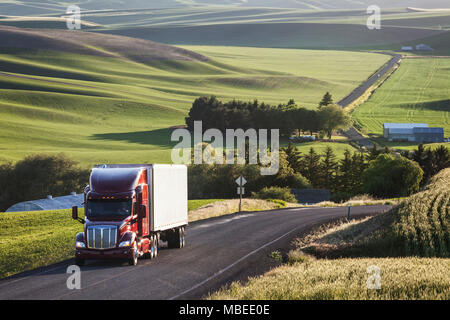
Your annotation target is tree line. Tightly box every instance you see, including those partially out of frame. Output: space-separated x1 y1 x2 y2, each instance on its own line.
0 144 447 211
185 95 351 139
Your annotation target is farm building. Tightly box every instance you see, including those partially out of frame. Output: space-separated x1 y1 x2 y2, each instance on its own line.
401 46 413 51
383 123 444 143
415 44 433 51
6 193 84 212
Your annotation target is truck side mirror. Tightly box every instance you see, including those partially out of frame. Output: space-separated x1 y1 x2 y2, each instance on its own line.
72 206 78 220
139 204 147 219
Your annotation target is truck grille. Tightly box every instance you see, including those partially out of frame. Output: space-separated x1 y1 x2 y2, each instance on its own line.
86 226 117 249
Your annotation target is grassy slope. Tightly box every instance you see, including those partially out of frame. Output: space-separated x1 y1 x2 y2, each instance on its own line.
209 169 450 300
0 35 388 166
352 58 450 150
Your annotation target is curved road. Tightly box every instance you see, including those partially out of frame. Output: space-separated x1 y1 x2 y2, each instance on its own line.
0 205 390 300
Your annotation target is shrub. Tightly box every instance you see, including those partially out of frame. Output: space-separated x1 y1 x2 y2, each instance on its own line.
252 186 297 203
362 154 423 198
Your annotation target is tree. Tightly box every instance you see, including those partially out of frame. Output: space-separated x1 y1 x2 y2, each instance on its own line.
362 154 423 198
433 145 450 172
317 104 351 139
299 147 322 187
282 142 302 173
319 92 334 108
319 146 338 190
336 149 354 195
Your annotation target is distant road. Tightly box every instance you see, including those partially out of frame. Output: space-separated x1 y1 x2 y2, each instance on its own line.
0 205 391 300
338 53 402 108
338 53 402 149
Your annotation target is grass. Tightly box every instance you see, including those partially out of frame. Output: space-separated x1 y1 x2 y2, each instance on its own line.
353 58 450 150
0 41 389 166
208 168 450 300
0 208 84 279
209 257 450 300
188 199 225 211
188 199 287 222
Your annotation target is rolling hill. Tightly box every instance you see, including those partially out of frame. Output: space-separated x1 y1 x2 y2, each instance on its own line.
0 26 388 166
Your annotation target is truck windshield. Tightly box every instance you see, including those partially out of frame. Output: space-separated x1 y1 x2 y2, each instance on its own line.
86 199 132 219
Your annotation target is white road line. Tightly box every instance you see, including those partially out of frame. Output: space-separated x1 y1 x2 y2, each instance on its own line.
168 222 307 300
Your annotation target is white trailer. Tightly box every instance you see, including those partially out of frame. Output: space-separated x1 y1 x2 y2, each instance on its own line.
150 164 188 232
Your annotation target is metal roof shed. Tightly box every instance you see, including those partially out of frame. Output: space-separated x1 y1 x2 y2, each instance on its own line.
5 193 84 212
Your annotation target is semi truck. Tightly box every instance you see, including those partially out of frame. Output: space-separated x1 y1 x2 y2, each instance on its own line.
72 164 188 266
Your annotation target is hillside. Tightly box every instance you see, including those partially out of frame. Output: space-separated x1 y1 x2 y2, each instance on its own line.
1 0 449 15
0 27 389 166
0 26 208 63
2 3 449 54
209 168 450 300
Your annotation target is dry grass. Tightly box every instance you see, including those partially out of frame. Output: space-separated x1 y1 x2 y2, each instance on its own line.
188 199 284 222
209 169 450 300
209 257 450 300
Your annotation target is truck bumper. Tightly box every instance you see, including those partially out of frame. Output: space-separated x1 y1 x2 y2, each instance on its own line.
75 247 133 260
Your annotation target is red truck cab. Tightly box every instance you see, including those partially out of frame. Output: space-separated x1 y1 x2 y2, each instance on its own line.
72 165 187 266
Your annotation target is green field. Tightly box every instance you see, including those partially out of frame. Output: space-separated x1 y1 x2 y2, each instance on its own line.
352 58 450 149
0 28 389 166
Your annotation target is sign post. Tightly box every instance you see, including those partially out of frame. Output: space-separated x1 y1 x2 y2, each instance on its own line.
235 176 247 212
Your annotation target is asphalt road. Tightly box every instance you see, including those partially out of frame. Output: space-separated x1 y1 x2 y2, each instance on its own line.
338 53 402 108
0 205 391 300
339 53 402 149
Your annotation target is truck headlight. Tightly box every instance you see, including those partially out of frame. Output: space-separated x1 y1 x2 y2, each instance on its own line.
119 240 131 247
75 241 86 248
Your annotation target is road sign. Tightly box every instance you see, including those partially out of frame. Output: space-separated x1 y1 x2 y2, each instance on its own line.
235 176 247 187
236 176 246 212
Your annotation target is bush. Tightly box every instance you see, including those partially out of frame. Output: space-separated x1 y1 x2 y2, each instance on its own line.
252 187 297 203
362 154 423 198
266 199 287 208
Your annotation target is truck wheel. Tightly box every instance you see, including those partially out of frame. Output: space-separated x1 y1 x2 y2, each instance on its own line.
128 242 138 266
150 235 155 259
153 235 158 257
169 227 184 249
181 227 185 248
75 258 85 266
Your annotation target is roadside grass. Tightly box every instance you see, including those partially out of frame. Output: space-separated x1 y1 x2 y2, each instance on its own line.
188 199 226 211
352 58 450 150
188 199 286 222
0 209 84 279
209 168 450 300
0 199 282 279
209 257 450 300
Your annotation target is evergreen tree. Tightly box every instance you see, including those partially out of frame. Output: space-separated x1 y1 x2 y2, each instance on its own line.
351 152 367 194
299 147 322 187
433 145 450 172
282 142 302 173
337 149 354 195
319 92 333 108
320 146 338 190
